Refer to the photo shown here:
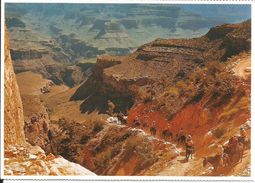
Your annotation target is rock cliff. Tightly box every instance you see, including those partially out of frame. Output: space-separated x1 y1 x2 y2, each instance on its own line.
71 20 251 116
4 25 96 176
4 25 26 146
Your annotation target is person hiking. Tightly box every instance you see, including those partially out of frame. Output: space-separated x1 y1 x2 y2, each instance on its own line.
228 136 239 150
117 111 126 124
133 116 141 127
107 100 115 116
215 144 231 167
216 144 224 157
185 135 194 161
227 135 244 163
238 127 247 145
227 136 239 159
150 121 157 136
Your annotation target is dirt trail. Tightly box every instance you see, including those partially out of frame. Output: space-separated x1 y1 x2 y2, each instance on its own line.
232 53 250 79
157 147 202 176
157 147 250 176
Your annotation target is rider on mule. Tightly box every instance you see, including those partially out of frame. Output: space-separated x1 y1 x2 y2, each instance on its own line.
226 135 244 163
185 135 194 161
228 136 238 150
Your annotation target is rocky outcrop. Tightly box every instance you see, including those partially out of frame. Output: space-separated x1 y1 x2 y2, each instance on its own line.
95 21 129 39
71 55 146 113
4 25 96 176
46 118 178 175
10 48 48 60
24 113 51 153
220 20 251 60
6 17 25 28
4 145 96 176
120 19 138 29
206 23 238 40
14 59 86 87
72 20 251 116
56 34 105 60
4 25 26 146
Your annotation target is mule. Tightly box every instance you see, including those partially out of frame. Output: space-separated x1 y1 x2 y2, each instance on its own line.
150 127 157 136
134 121 141 127
177 134 186 145
162 130 173 140
142 123 148 128
224 142 244 164
203 155 222 171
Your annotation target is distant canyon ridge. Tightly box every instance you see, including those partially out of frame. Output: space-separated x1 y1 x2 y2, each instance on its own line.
6 4 250 87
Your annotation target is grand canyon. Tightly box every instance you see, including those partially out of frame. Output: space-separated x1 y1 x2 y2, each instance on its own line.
3 4 251 176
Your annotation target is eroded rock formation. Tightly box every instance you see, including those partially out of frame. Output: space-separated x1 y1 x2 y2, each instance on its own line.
4 25 26 146
71 20 251 116
4 25 96 176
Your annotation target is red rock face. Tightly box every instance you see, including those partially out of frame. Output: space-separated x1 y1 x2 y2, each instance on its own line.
127 72 250 157
4 25 26 146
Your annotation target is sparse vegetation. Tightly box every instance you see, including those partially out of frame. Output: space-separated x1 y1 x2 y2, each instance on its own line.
218 92 250 122
94 147 113 169
137 87 153 103
79 134 90 144
153 60 239 121
93 120 104 133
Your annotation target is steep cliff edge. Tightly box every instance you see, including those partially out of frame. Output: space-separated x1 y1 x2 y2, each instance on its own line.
4 25 96 176
4 25 26 146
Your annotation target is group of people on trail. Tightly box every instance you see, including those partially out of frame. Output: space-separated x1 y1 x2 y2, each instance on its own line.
118 114 249 167
175 127 249 164
224 127 249 162
203 127 249 171
131 117 196 161
132 117 158 136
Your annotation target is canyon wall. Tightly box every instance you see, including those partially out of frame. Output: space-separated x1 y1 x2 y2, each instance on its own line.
4 25 26 146
4 25 96 176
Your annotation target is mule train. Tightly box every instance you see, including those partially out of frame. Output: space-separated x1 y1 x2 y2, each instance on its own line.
203 135 250 172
